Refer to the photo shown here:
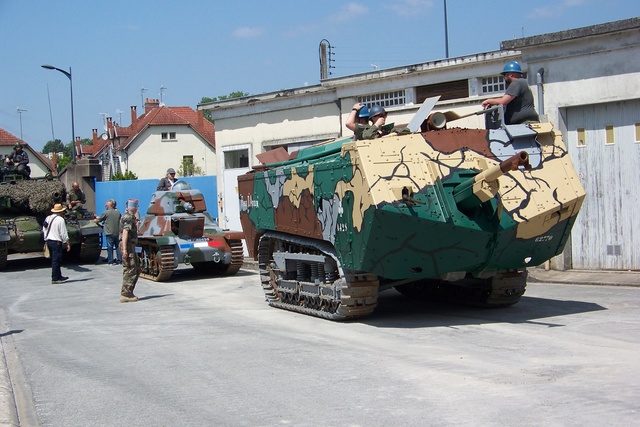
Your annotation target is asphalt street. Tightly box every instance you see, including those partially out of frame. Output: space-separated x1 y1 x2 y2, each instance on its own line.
1 254 639 426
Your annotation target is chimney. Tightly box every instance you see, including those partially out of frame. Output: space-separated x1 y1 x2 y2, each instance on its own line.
197 109 203 128
75 136 81 159
131 105 137 126
145 98 160 114
92 129 98 145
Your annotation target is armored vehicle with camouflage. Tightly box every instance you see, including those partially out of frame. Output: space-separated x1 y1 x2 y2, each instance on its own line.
0 175 103 269
238 100 586 320
137 182 244 281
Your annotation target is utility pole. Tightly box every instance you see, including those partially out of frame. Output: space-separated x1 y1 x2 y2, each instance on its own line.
444 0 450 58
160 85 167 104
141 87 148 109
17 107 27 141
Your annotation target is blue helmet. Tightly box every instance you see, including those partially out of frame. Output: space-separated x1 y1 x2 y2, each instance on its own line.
358 106 369 118
501 61 523 75
369 104 386 118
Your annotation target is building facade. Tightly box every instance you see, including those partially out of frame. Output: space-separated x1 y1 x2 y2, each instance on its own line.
91 99 217 181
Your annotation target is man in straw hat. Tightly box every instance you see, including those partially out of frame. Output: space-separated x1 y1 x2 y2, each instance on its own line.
120 198 141 302
43 203 71 284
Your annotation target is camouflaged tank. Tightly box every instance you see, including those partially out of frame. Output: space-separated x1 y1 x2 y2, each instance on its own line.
0 176 103 269
238 102 586 320
137 182 244 281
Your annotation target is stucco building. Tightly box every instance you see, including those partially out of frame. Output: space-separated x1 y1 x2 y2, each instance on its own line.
90 99 216 181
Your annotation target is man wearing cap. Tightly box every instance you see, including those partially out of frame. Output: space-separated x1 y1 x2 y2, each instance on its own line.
43 203 71 284
156 168 177 191
120 199 141 302
481 61 539 125
5 142 30 178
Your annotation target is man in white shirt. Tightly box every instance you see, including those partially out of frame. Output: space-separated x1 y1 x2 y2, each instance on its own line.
43 203 71 284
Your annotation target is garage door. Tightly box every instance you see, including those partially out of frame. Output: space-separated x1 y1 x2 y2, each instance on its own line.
565 99 640 270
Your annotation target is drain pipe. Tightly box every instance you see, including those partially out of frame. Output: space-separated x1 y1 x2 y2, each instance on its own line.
536 68 545 121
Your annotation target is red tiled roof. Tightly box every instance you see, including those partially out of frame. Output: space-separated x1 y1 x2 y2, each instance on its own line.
119 105 215 150
0 128 55 172
0 128 22 146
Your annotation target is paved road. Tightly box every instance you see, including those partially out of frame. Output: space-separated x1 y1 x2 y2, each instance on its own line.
1 255 639 426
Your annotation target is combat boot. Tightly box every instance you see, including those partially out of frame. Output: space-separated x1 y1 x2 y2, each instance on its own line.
119 294 139 303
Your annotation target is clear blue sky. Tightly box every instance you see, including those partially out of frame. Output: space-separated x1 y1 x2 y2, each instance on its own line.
1 0 638 151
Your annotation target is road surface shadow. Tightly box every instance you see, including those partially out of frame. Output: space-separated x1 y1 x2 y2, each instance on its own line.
360 289 606 328
0 329 24 338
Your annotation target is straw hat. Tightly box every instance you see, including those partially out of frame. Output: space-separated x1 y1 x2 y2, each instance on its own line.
51 203 66 213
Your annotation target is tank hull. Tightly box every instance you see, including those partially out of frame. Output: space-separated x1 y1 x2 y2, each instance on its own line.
239 121 585 319
137 189 244 281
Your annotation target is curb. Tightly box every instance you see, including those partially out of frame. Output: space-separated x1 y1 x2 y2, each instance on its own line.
0 332 19 427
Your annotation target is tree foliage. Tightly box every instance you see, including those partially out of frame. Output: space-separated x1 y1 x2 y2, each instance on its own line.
178 157 204 177
200 91 249 123
42 139 65 154
111 170 138 181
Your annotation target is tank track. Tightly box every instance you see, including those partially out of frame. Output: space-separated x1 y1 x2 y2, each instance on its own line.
225 239 244 275
0 242 7 270
394 271 527 308
78 235 102 263
139 243 175 282
258 231 379 320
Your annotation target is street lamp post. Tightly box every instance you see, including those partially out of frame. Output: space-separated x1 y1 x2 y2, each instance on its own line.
41 64 76 164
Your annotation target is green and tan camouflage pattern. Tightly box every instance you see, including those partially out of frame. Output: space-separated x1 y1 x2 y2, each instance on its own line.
239 121 585 281
137 188 244 279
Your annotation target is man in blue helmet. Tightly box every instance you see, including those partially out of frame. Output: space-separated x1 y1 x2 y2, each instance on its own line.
346 102 371 140
481 61 539 125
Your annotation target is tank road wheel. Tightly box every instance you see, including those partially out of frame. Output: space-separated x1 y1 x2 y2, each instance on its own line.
0 242 7 270
191 239 244 276
78 235 102 263
139 243 175 282
257 231 379 321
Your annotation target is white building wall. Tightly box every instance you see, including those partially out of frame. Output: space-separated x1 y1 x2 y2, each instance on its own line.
121 126 217 180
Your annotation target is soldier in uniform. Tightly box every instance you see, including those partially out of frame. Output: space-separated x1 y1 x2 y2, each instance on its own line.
4 142 30 178
120 198 141 303
67 182 86 211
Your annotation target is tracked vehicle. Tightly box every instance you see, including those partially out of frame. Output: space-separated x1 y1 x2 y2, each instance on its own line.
238 100 586 320
137 182 244 281
0 175 102 269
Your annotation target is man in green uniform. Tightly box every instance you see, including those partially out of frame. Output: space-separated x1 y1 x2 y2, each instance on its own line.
120 198 141 303
67 182 86 211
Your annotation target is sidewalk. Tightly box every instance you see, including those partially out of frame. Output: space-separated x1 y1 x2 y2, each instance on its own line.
528 267 640 287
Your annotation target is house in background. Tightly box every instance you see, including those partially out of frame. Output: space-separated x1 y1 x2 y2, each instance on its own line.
89 98 216 181
0 128 55 178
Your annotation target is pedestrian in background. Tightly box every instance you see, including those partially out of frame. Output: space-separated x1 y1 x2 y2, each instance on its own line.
94 199 122 265
156 168 177 191
120 199 141 303
43 203 71 284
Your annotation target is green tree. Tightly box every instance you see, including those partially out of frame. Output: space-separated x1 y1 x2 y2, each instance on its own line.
200 91 249 123
178 157 204 177
42 139 65 154
111 170 138 180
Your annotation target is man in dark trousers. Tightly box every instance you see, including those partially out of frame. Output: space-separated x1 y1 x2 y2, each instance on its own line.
43 203 71 284
94 199 122 265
